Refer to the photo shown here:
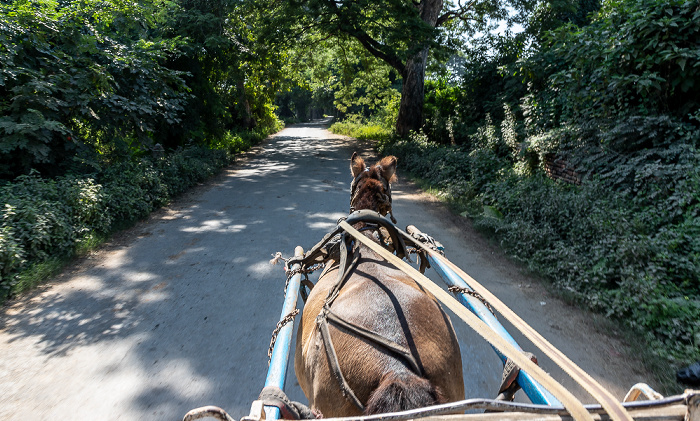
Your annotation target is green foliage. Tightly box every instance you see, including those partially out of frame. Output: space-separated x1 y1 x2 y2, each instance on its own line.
381 123 700 370
378 0 700 370
258 0 436 72
274 36 403 123
2 173 90 262
0 0 285 299
381 0 700 365
520 0 700 134
526 0 601 43
330 115 394 143
260 0 527 134
0 225 24 295
0 0 283 180
0 125 280 300
422 79 462 144
0 0 190 177
421 31 531 146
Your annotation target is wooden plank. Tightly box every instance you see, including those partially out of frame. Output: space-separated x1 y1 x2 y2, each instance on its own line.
340 221 597 421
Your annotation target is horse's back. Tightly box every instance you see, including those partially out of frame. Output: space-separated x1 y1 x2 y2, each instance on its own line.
295 249 464 417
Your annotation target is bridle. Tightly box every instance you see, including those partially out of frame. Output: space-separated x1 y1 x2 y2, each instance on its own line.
349 167 397 224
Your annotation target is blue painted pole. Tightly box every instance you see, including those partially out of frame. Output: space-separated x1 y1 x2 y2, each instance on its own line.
263 246 304 420
429 254 560 406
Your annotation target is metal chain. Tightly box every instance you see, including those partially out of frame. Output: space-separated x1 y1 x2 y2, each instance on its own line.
267 261 326 366
448 285 496 317
267 308 300 366
283 263 324 297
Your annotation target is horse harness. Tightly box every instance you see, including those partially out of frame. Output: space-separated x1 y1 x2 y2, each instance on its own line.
286 211 437 412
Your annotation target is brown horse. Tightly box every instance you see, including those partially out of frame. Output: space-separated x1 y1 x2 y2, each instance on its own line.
295 153 464 417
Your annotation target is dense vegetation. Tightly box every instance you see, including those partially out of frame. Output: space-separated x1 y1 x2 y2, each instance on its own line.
332 0 699 384
0 0 283 299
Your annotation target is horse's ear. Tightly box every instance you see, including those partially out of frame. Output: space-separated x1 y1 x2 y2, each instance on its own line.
351 152 366 177
377 155 397 183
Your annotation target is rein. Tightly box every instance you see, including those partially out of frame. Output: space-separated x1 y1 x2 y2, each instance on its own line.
286 210 631 421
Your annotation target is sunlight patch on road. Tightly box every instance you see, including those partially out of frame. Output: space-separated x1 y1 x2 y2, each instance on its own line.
122 270 159 283
101 249 132 269
306 211 347 231
181 220 247 234
138 288 168 304
62 275 103 292
230 162 292 180
248 260 277 278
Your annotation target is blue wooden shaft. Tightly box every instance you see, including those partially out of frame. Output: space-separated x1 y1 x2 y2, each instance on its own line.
263 247 304 420
429 255 560 406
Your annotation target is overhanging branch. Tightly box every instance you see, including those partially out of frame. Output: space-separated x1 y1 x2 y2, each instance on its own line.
351 32 406 75
436 0 478 27
324 0 407 75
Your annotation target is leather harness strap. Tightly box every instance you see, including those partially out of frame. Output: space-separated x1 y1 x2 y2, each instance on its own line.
318 311 366 411
316 231 366 410
312 217 423 412
325 309 424 377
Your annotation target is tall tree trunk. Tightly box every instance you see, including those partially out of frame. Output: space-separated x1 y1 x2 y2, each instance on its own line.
396 48 429 136
237 79 256 129
395 0 443 137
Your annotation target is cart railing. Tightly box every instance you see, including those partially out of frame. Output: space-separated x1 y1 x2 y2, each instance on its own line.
263 246 305 420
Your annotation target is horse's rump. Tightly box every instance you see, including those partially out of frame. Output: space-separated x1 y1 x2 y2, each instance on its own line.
295 247 463 417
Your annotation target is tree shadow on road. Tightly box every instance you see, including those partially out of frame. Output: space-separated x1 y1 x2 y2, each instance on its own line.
0 122 368 420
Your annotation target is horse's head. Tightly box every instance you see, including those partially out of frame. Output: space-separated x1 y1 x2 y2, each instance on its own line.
349 152 398 223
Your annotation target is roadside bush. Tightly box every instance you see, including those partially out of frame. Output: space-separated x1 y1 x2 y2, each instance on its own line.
0 226 23 296
0 144 241 299
2 174 80 261
379 130 700 370
156 147 229 198
99 161 168 224
330 114 394 143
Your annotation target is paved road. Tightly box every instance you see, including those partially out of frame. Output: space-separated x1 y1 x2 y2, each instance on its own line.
0 119 645 420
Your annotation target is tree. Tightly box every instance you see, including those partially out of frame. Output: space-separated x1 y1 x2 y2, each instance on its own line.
276 38 398 122
260 0 521 136
0 0 190 178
